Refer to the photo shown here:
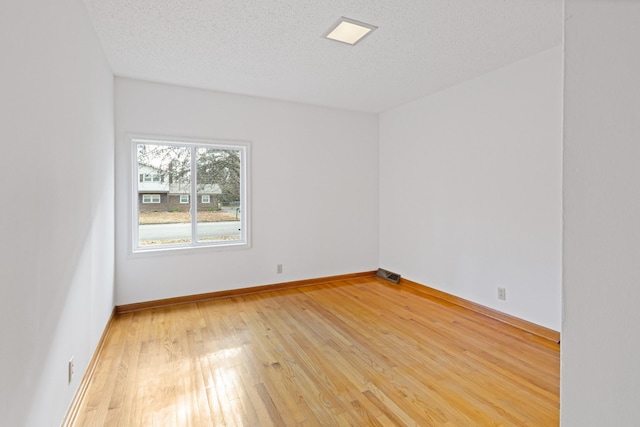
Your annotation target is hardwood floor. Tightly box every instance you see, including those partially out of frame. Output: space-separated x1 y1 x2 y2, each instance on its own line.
72 277 559 426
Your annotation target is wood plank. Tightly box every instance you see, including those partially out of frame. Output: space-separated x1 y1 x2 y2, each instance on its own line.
398 277 561 343
115 271 376 314
72 276 559 426
61 308 116 427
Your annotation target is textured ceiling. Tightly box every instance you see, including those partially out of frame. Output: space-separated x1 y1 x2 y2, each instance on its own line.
82 0 563 113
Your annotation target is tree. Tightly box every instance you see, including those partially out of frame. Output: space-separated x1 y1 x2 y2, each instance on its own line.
197 148 241 204
137 143 241 204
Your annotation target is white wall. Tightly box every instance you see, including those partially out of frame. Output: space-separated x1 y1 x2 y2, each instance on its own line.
115 78 379 305
0 0 114 425
379 46 563 331
562 2 640 424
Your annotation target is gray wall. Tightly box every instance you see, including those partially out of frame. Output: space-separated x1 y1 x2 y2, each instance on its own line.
379 47 563 331
115 78 380 305
562 1 640 424
0 0 115 424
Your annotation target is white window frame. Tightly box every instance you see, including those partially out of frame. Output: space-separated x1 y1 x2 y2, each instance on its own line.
179 195 189 204
142 194 161 204
201 195 211 204
131 135 250 253
143 173 160 183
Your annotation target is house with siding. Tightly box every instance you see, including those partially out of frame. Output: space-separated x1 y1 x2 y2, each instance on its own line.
138 165 221 212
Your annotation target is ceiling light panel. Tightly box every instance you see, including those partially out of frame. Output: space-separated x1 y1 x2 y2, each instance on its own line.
324 17 378 45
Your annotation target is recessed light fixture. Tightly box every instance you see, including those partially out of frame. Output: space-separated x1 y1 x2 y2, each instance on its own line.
323 17 378 46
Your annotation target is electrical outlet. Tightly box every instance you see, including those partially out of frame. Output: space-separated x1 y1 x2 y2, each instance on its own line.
68 356 75 384
498 287 506 301
277 264 283 274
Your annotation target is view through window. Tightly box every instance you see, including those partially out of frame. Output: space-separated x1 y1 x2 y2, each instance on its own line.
133 138 248 251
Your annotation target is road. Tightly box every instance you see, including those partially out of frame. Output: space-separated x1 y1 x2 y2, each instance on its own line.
139 221 241 242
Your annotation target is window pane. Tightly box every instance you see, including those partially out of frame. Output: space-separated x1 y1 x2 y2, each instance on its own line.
142 194 161 203
196 147 241 243
137 144 192 247
132 137 248 253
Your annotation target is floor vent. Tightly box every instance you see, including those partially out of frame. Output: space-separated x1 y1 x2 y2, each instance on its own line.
376 268 401 284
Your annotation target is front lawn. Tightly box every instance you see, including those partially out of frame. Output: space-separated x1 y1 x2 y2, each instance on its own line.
139 211 238 224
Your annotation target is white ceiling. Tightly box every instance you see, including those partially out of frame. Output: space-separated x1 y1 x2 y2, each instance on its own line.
82 0 563 113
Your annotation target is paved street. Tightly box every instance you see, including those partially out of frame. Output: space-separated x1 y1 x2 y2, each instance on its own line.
139 221 241 242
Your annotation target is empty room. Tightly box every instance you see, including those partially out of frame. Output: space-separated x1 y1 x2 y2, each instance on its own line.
2 0 639 426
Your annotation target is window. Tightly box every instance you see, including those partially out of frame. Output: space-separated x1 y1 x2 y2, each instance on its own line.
142 194 161 204
142 173 161 182
132 136 250 252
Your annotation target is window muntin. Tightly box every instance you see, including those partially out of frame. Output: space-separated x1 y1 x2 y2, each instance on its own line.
142 194 161 203
142 173 161 182
132 137 249 252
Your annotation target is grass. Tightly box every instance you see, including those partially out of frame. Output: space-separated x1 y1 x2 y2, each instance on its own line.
139 211 238 225
139 235 239 246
